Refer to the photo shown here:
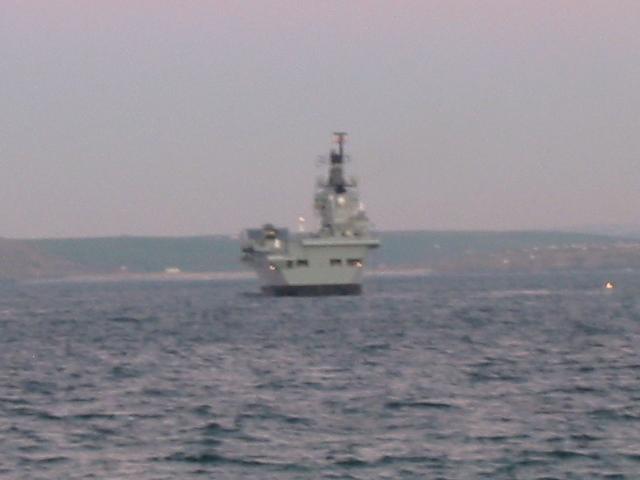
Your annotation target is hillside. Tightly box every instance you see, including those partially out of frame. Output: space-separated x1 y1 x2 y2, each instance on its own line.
0 231 636 280
0 238 81 280
26 236 239 274
18 230 640 278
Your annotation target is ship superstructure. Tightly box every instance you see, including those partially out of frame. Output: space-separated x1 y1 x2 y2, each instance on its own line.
241 133 380 295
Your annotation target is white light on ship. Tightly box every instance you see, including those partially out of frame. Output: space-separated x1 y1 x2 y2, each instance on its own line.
268 264 277 271
297 216 306 233
337 195 346 205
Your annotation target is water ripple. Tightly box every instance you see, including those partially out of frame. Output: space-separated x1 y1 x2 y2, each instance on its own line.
1 272 640 478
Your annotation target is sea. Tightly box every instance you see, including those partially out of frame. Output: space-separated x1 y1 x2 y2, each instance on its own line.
1 271 639 479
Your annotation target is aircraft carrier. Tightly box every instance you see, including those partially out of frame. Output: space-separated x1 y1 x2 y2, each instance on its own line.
241 132 380 295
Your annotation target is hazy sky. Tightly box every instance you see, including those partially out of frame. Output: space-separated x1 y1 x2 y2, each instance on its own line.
2 1 639 238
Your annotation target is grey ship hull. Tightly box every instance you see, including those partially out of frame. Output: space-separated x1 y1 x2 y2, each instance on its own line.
244 236 379 296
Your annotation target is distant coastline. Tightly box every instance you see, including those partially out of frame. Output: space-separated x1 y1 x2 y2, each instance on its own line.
3 230 640 282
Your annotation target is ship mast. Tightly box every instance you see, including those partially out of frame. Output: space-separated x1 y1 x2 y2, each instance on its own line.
329 132 348 193
334 131 347 159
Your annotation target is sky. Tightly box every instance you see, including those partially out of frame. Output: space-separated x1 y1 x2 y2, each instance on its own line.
1 1 639 238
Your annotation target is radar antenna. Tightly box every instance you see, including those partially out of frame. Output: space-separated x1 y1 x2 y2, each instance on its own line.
331 132 347 164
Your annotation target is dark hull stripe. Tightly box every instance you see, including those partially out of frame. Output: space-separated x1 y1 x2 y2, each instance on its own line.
262 284 362 297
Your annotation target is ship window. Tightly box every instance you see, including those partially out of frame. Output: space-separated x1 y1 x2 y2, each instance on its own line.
286 260 294 268
330 259 342 266
347 259 363 267
296 259 309 267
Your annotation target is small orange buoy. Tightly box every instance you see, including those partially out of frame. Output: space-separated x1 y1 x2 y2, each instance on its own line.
604 281 615 290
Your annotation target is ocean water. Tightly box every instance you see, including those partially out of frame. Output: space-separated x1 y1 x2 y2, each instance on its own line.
1 272 640 479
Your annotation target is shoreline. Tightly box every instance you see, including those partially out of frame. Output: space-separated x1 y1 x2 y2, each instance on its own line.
22 268 434 285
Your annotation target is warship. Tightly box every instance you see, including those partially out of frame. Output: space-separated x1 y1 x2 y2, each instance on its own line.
241 132 380 295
